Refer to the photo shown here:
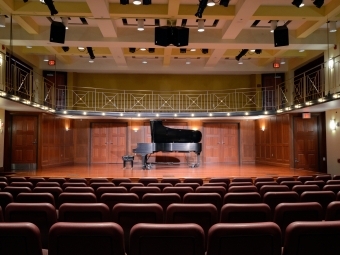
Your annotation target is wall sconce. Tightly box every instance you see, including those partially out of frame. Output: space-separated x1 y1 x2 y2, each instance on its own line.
0 119 3 133
329 58 334 69
133 128 138 132
0 54 3 66
330 119 339 131
65 127 69 131
261 126 265 131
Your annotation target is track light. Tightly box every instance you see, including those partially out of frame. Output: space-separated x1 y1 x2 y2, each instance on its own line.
329 21 337 33
142 58 147 64
0 16 5 28
133 0 141 5
77 47 85 52
235 49 248 61
197 19 205 32
148 48 155 53
238 59 243 65
207 0 215 7
137 19 144 31
280 58 286 64
62 46 69 52
195 0 208 19
186 58 191 64
129 48 136 53
143 0 151 4
313 0 324 8
270 21 277 33
255 49 262 54
219 0 230 7
62 17 68 30
87 47 95 60
180 48 186 53
40 0 58 16
201 49 209 54
292 0 304 8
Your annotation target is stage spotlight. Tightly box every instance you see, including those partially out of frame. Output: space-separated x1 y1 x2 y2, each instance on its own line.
195 0 208 19
148 48 155 53
40 0 58 16
235 49 248 61
129 48 136 53
292 0 304 8
87 47 95 60
62 46 69 52
201 49 208 54
313 0 324 8
220 0 230 7
180 48 186 53
255 49 262 54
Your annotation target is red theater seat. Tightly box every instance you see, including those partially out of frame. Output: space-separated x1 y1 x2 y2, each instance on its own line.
220 203 271 223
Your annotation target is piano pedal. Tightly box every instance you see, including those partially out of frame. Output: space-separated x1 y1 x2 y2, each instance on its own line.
143 164 152 170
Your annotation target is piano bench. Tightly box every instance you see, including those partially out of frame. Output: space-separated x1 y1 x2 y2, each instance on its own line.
122 155 134 168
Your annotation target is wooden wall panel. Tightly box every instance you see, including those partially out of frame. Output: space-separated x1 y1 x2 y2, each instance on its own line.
255 114 291 167
241 120 255 163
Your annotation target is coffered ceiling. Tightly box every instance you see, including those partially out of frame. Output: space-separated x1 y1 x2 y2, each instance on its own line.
0 0 339 74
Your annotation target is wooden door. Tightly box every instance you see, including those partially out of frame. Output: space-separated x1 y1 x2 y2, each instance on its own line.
203 123 239 163
221 123 239 163
108 123 127 163
11 116 38 169
91 123 109 163
294 116 318 170
91 123 127 163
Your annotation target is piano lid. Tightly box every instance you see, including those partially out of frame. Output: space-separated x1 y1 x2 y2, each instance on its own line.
150 120 202 143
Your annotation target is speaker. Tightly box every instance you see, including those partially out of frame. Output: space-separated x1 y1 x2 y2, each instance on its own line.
155 26 172 47
274 25 289 47
171 27 189 47
50 21 66 44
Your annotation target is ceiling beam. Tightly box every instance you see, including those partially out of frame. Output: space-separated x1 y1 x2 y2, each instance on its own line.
13 16 39 34
168 0 180 17
205 49 226 67
109 47 127 66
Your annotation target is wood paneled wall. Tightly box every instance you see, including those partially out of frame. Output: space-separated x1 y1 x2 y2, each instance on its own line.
73 119 255 165
255 114 290 166
41 114 74 167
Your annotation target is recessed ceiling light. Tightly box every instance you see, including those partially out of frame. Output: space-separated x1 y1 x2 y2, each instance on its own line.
102 112 105 116
190 49 196 52
89 60 94 63
299 49 305 52
140 48 146 51
133 0 141 5
207 1 215 6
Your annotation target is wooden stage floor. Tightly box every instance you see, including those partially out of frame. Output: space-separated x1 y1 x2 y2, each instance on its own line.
9 163 323 181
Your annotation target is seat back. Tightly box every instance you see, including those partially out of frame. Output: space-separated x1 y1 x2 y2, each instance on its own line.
16 192 55 206
325 201 340 221
89 178 109 183
36 182 60 187
0 207 3 222
183 178 203 185
162 186 194 199
4 186 31 200
255 181 278 191
300 191 336 216
48 222 125 255
209 177 230 187
8 177 27 183
9 182 34 189
220 203 271 223
130 223 205 255
112 203 163 253
262 191 299 216
296 176 314 184
280 181 303 190
100 193 139 211
67 178 88 184
27 177 46 187
283 221 340 255
0 192 13 211
58 203 110 222
58 192 97 208
0 176 7 183
138 177 159 186
291 184 320 195
323 184 340 194
96 186 127 200
184 193 222 212
33 187 63 206
229 182 253 187
166 203 218 242
228 185 257 193
160 178 181 186
0 222 43 255
196 186 226 198
315 175 332 182
231 177 253 183
118 182 144 191
273 202 323 244
0 182 7 190
111 178 131 186
64 187 95 193
206 222 281 255
142 193 181 213
90 182 115 191
175 182 200 190
147 183 172 191
259 185 290 197
130 186 161 201
276 177 295 184
203 182 228 190
47 178 66 186
326 180 340 185
304 180 325 189
5 202 57 249
223 192 262 204
62 182 87 190
254 177 275 183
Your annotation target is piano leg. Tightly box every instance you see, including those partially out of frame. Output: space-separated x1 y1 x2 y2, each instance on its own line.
141 154 152 170
193 153 200 168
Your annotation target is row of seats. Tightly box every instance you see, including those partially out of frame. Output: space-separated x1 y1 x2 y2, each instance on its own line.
1 220 340 255
2 200 340 248
1 174 339 187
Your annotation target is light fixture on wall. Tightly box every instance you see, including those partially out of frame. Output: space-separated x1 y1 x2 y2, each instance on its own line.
261 126 265 131
329 58 334 69
0 119 3 133
330 119 339 131
62 17 69 29
197 19 205 32
137 19 144 31
270 20 277 33
329 21 337 33
292 0 304 8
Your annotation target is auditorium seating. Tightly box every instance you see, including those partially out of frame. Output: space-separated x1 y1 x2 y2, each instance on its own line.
138 177 159 186
255 181 278 190
276 176 295 184
228 185 257 193
296 176 314 184
16 192 55 206
0 222 47 255
119 182 144 191
130 223 205 255
61 182 87 190
175 182 200 190
162 186 194 199
325 201 340 221
0 192 13 210
47 178 66 186
203 182 228 190
9 181 34 189
67 178 87 184
0 207 3 222
90 182 115 191
280 181 302 190
100 193 139 211
206 222 281 255
4 186 31 200
58 192 97 207
89 177 109 183
231 177 253 183
160 177 181 186
315 175 332 182
183 193 222 212
147 182 172 190
291 184 320 195
220 203 271 223
323 184 340 194
27 177 46 187
305 180 325 189
259 184 290 197
48 222 125 255
64 187 95 193
283 221 340 255
223 192 262 204
209 177 230 188
33 187 63 205
254 177 275 183
36 182 60 187
5 202 57 249
229 181 253 187
130 186 161 201
0 181 7 190
58 203 110 222
112 178 131 186
96 186 128 200
262 191 299 217
183 177 204 185
300 191 336 216
142 193 181 214
8 176 27 183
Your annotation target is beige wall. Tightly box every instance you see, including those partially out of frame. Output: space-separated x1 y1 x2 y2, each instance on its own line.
326 108 340 176
73 73 255 91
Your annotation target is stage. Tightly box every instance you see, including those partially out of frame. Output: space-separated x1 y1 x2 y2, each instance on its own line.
7 163 323 181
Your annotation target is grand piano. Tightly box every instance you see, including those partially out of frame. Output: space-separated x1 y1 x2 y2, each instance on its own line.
133 120 202 170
